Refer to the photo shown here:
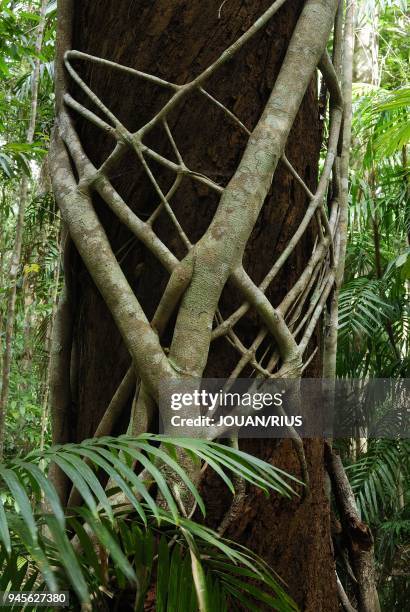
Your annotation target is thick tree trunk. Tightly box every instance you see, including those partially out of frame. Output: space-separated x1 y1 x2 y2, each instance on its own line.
53 0 339 608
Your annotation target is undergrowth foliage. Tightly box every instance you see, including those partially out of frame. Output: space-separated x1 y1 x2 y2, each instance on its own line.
0 434 299 610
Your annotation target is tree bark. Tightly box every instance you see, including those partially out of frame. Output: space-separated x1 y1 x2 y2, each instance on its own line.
326 445 381 612
51 0 341 608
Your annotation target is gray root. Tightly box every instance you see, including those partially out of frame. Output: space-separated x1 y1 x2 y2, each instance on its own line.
325 445 381 612
336 572 358 612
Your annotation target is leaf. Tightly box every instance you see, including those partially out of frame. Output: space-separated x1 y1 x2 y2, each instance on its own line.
0 497 11 554
0 56 9 76
45 515 90 603
7 515 58 592
66 445 150 524
51 454 98 516
45 0 57 16
0 466 37 541
18 463 65 529
62 452 113 520
114 439 206 516
0 152 13 177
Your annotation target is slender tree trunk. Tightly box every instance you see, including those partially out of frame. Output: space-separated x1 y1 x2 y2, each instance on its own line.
0 0 48 458
21 253 35 386
353 3 380 87
323 0 354 380
40 218 62 452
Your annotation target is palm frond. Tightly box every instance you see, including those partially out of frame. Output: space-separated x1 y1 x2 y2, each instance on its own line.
346 440 410 524
0 434 299 610
339 277 393 344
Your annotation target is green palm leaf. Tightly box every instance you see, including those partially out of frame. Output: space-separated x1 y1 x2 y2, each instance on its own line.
0 434 298 610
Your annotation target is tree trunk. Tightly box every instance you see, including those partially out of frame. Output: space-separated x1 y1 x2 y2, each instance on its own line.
51 0 342 608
